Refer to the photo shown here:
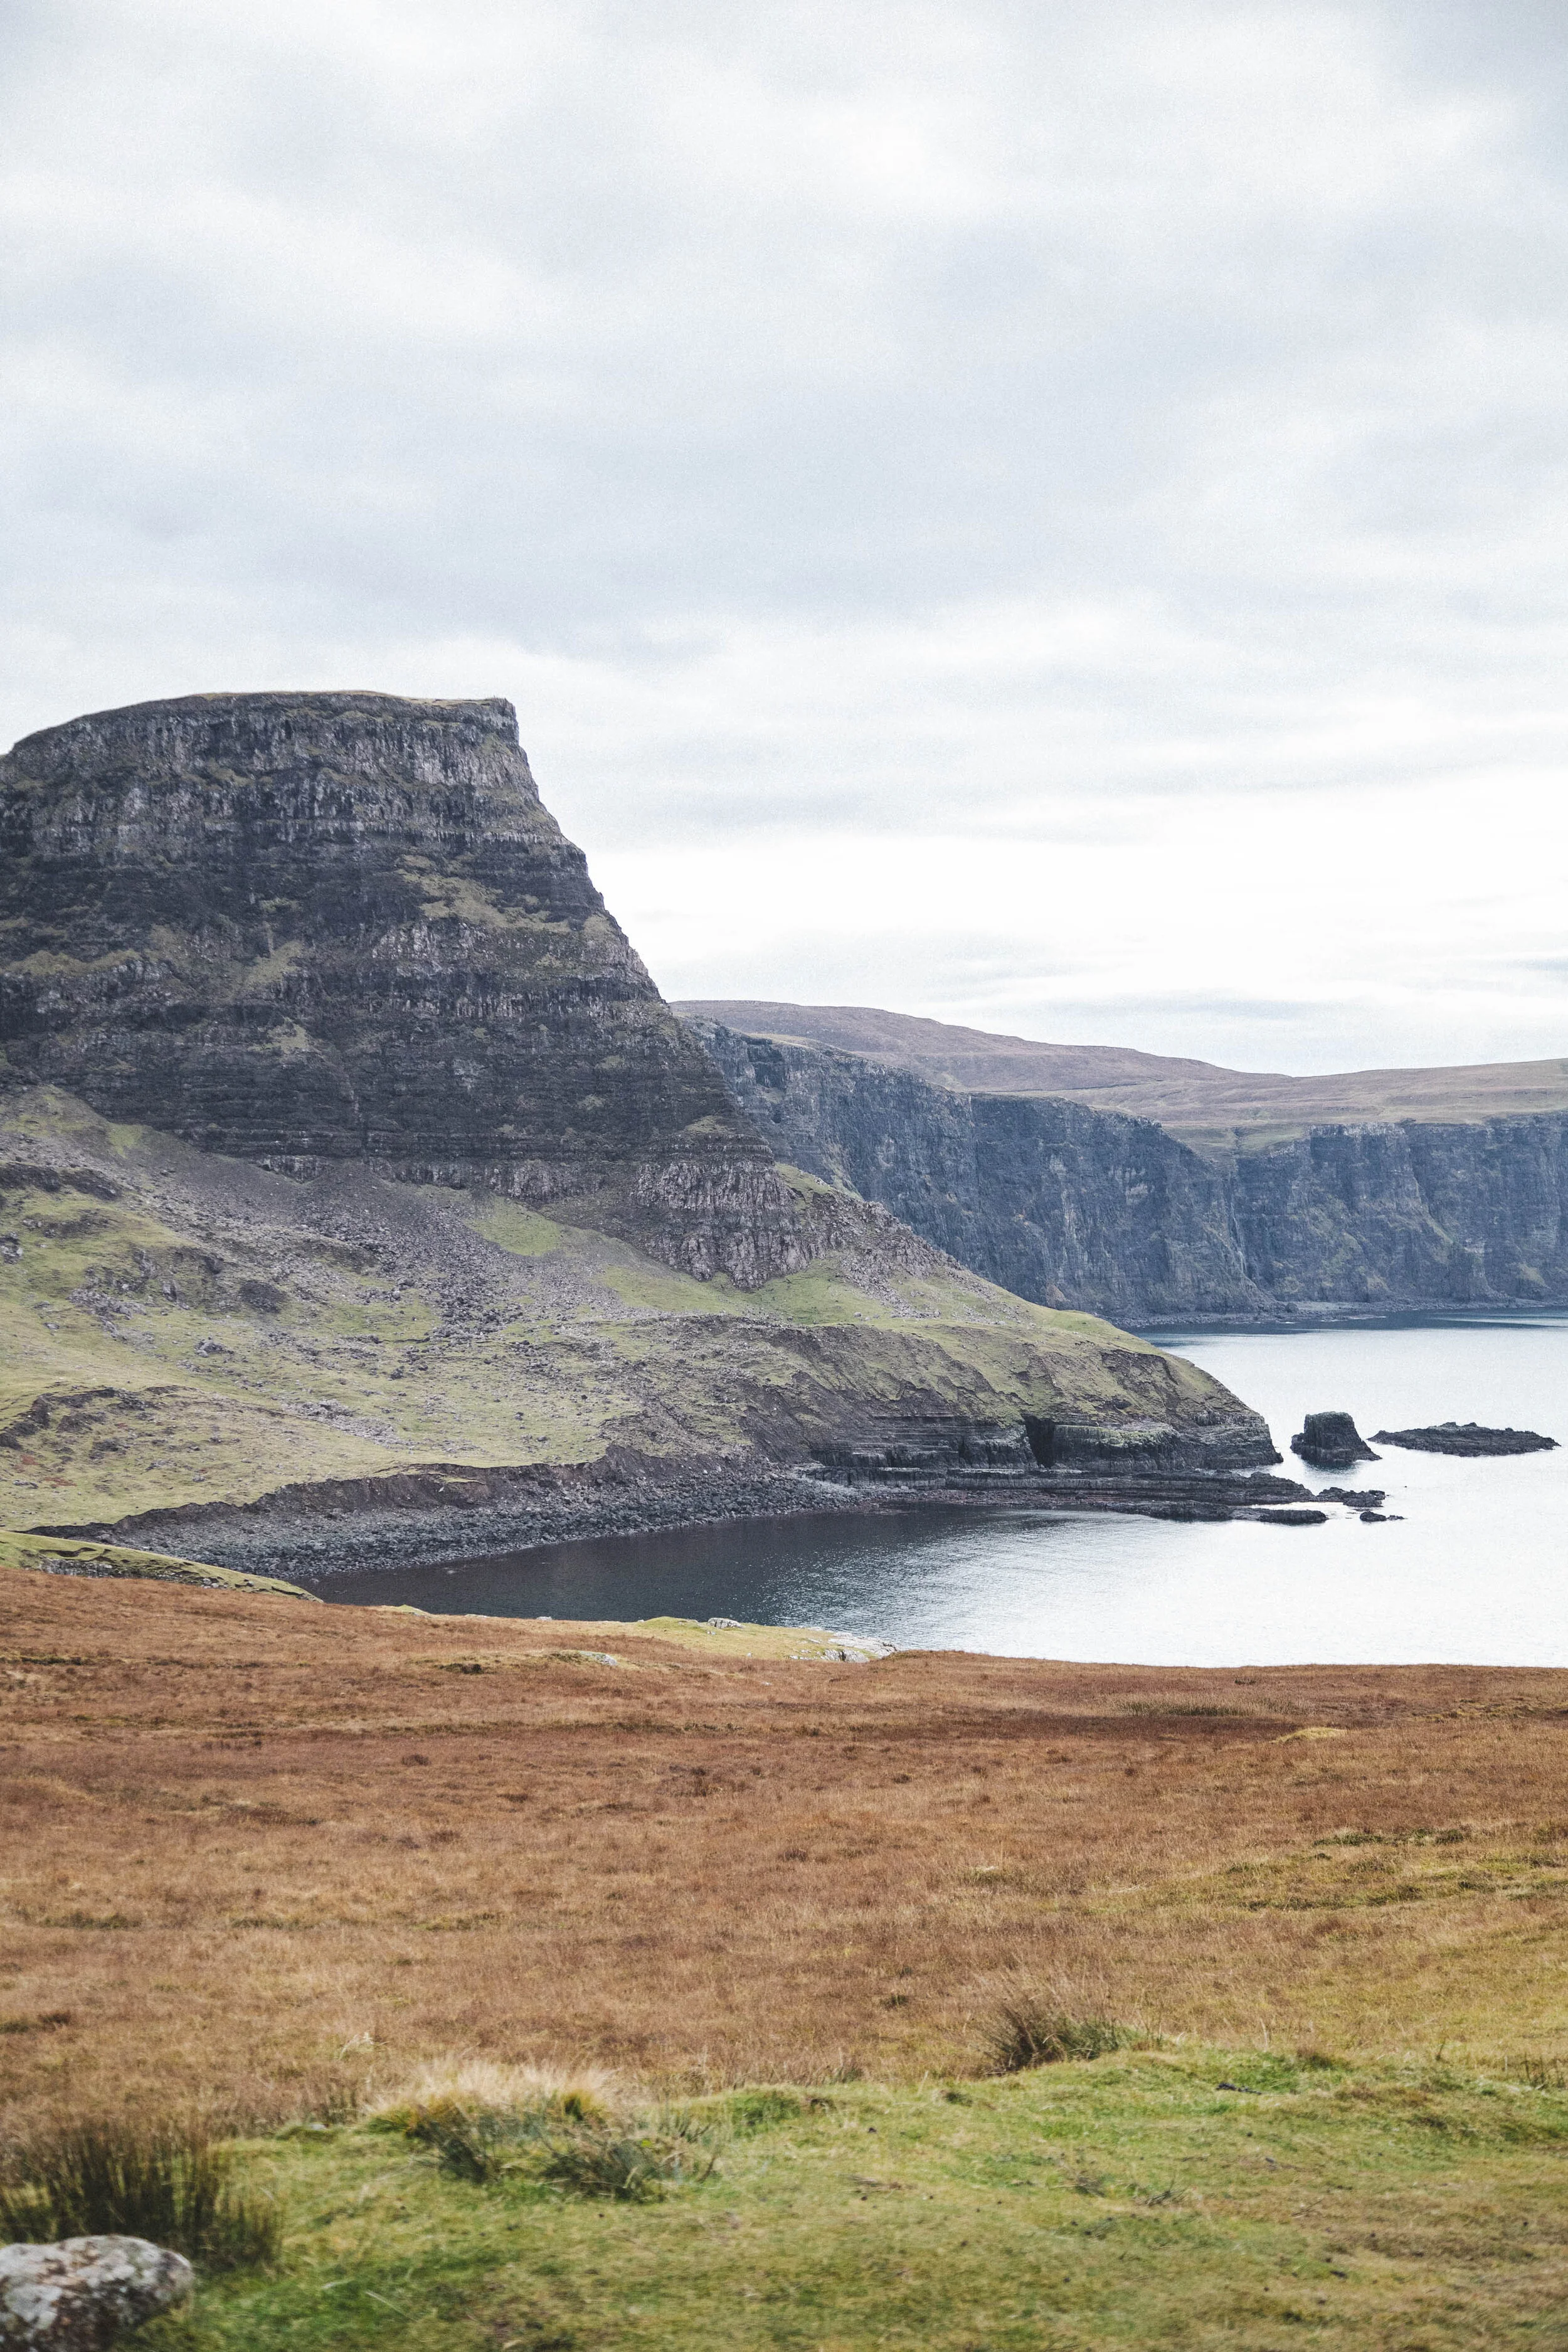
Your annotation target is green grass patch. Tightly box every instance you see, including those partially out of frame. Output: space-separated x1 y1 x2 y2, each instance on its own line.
130 2051 1568 2350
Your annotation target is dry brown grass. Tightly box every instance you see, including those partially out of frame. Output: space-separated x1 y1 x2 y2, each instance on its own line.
4 1562 1568 2139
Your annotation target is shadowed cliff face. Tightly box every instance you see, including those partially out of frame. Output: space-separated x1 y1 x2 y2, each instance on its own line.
0 692 799 1284
692 1021 1568 1320
692 1020 1264 1322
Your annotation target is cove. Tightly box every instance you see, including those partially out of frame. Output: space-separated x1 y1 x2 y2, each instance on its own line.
306 1311 1568 1667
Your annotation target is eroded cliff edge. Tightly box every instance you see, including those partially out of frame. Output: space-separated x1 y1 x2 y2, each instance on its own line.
0 691 799 1285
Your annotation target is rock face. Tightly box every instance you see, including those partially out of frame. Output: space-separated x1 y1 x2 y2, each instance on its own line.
0 694 798 1285
0 2236 191 2349
1371 1422 1558 1456
1227 1117 1568 1308
1290 1412 1378 1468
689 1021 1263 1322
689 1019 1568 1320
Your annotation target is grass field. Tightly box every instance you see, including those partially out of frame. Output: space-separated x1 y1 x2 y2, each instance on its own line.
4 1562 1568 2346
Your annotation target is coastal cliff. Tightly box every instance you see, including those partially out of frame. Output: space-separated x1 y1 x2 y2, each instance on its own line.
0 693 1274 1569
692 1020 1263 1322
0 692 797 1286
690 1017 1568 1320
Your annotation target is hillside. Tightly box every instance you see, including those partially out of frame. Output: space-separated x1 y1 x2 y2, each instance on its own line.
0 696 1271 1573
681 1000 1568 1153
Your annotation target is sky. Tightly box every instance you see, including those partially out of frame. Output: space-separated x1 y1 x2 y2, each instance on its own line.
4 1 1567 1076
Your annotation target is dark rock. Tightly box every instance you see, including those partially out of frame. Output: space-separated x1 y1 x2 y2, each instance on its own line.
689 1019 1263 1322
0 693 1282 1548
0 2235 192 2348
1371 1422 1557 1456
1255 1507 1330 1525
1290 1411 1379 1468
686 1016 1568 1321
1317 1486 1386 1508
0 693 800 1287
1359 1510 1396 1522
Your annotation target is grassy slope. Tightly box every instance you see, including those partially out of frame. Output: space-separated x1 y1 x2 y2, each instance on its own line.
6 1570 1568 2349
0 1089 1250 1535
0 1530 314 1597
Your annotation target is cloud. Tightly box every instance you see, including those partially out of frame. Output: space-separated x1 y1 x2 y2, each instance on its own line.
1 0 1566 1069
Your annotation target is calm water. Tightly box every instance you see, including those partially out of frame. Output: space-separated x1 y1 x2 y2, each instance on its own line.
309 1312 1568 1666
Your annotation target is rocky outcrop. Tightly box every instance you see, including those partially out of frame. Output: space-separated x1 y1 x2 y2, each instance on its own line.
0 694 799 1286
1371 1423 1557 1456
0 699 1278 1567
689 1020 1568 1321
1290 1411 1378 1468
0 2237 191 2349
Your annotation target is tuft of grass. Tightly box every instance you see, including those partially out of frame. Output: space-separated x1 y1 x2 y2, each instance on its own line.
369 2057 707 2196
0 2114 278 2269
370 2056 622 2139
978 1997 1128 2075
1507 2054 1568 2090
536 2119 717 2200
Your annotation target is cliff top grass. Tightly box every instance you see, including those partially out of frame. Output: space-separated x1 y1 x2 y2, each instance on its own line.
6 1566 1568 2348
682 1000 1568 1148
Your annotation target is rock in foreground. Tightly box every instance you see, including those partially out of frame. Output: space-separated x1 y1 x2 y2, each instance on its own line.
1372 1422 1558 1456
0 2237 191 2349
1290 1411 1379 1468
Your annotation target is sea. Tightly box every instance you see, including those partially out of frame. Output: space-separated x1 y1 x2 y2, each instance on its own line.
305 1311 1568 1667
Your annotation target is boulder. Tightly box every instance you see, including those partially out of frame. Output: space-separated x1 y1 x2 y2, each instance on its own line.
0 2237 192 2348
1289 1411 1379 1468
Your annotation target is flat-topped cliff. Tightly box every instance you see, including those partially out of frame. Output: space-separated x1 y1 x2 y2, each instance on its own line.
682 999 1568 1154
690 1014 1568 1321
0 693 797 1283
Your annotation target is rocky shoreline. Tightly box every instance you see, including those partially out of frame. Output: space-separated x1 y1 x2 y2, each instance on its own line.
32 1452 1371 1582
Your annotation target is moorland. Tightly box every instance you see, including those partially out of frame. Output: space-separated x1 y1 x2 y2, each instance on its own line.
4 1562 1568 2348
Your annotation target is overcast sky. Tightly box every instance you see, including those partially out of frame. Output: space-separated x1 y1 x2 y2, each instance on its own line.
4 1 1567 1074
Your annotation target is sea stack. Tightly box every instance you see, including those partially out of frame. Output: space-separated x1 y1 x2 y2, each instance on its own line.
1290 1410 1379 1468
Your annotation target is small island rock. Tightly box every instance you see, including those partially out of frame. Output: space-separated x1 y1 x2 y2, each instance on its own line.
1289 1411 1379 1468
0 2236 192 2349
1371 1422 1557 1457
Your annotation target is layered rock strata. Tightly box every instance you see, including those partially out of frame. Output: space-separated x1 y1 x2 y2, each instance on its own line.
0 694 798 1284
0 694 1276 1564
691 1019 1568 1321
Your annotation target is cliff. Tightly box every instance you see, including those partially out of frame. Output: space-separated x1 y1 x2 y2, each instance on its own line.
0 694 1274 1567
690 1017 1568 1321
0 693 797 1285
682 999 1568 1152
693 1020 1263 1322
